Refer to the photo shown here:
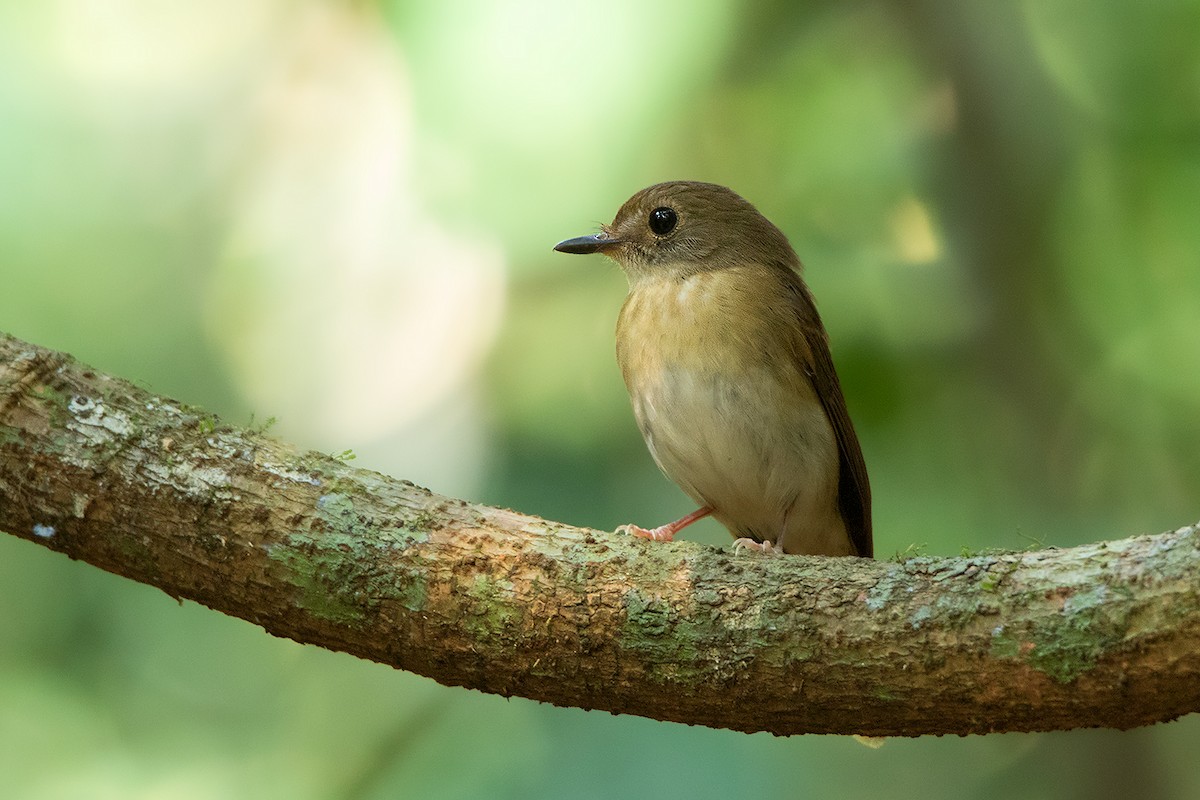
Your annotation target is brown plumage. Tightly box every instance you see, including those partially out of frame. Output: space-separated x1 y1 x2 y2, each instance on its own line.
555 181 871 557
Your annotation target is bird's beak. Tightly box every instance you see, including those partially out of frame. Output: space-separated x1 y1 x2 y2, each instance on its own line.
553 232 621 254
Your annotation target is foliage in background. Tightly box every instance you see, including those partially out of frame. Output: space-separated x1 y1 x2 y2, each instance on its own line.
1 1 1198 798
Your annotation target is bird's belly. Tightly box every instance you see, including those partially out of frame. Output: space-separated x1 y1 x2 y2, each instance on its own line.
616 269 851 554
629 365 843 551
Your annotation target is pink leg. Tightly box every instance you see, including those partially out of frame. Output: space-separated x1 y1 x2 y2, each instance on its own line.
617 506 713 542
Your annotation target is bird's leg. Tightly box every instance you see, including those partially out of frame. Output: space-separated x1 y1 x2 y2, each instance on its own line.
617 506 712 542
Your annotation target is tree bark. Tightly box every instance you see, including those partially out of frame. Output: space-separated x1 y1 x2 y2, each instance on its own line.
1 330 1198 736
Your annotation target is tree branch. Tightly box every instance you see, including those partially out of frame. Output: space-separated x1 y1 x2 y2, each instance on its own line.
1 330 1198 736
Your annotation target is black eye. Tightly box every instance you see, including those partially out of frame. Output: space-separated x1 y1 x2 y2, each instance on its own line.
648 207 677 236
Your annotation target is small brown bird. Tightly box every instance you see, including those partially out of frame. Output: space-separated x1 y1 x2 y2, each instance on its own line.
555 181 871 557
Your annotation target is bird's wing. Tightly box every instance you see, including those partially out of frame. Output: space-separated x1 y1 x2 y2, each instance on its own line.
785 272 873 558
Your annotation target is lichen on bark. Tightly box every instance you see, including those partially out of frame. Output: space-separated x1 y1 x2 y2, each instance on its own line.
3 329 1200 736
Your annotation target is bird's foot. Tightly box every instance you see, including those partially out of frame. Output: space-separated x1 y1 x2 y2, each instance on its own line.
732 537 785 555
852 735 888 749
617 523 677 542
616 506 713 543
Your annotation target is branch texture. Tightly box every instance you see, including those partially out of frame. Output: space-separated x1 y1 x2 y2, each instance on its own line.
1 330 1198 736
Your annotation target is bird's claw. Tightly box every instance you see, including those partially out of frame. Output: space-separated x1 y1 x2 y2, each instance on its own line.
732 537 784 555
616 523 676 542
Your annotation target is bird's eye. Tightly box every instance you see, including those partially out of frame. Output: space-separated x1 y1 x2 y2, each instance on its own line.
648 207 677 236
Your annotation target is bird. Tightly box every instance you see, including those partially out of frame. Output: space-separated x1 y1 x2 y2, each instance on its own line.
554 181 871 557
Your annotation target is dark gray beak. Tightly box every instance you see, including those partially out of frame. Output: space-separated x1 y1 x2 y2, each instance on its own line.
553 233 620 254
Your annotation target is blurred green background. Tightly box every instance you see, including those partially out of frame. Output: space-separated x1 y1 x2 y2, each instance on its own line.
3 1 1200 797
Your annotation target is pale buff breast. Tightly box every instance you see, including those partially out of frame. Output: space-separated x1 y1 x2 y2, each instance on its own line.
615 266 850 555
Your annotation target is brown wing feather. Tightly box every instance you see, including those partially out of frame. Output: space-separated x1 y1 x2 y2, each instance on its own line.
783 271 873 558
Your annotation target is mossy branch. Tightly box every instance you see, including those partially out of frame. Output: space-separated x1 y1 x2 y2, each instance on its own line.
2 330 1199 736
